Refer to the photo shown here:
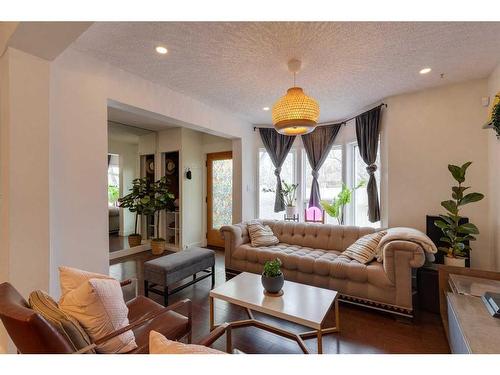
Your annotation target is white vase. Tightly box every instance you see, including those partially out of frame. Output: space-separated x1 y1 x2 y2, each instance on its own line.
444 256 466 267
285 206 298 217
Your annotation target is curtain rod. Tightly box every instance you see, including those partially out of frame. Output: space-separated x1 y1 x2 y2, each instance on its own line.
253 103 387 131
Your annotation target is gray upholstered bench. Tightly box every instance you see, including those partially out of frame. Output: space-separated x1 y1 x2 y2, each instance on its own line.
143 247 215 306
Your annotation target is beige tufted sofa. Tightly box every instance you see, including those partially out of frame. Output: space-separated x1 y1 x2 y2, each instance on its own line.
220 220 426 316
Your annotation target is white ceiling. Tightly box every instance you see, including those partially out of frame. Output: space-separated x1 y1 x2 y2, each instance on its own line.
75 22 500 125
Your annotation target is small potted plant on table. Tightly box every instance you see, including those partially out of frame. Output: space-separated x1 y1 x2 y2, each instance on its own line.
434 162 484 267
261 258 284 295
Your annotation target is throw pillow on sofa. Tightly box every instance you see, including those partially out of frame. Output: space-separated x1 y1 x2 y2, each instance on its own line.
342 231 387 264
247 221 279 247
149 331 224 354
58 267 137 354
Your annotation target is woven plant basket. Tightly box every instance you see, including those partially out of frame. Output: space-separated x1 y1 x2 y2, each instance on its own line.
128 234 142 247
151 239 166 255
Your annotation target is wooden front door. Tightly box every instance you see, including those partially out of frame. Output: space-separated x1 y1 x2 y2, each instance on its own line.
206 151 233 248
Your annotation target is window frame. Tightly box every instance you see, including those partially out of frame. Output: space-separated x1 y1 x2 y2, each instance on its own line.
257 147 298 220
255 129 381 227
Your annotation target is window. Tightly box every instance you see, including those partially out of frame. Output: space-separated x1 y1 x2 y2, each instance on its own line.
108 154 119 207
256 131 381 227
258 149 295 220
303 146 342 224
352 143 380 228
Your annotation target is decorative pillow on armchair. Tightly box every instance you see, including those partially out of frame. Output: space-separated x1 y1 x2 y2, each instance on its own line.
149 331 224 354
58 266 137 354
342 231 387 264
247 221 279 247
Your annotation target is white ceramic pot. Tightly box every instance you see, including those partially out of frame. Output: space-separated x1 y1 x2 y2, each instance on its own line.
285 206 298 217
444 256 466 267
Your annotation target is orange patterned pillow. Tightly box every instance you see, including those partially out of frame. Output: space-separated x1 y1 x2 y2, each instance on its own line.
149 331 225 354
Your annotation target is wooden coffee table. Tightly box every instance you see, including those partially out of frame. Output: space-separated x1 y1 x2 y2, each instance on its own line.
209 272 339 354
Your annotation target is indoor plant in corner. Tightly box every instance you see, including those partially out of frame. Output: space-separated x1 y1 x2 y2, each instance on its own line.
261 258 284 295
118 177 149 247
147 176 175 255
434 162 484 267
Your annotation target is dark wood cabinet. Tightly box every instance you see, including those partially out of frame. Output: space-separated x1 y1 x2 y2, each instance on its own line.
417 264 440 314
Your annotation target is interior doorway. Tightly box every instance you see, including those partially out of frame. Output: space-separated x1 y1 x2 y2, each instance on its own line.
206 151 233 248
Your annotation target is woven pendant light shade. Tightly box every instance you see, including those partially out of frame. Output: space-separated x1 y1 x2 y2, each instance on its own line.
272 86 320 135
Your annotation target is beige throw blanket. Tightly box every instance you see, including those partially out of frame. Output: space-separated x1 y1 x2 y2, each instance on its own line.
376 227 437 262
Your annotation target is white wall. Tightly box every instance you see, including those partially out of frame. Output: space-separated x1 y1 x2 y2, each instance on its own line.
108 137 139 236
0 48 50 353
487 63 500 270
381 78 492 269
180 128 204 248
49 48 255 296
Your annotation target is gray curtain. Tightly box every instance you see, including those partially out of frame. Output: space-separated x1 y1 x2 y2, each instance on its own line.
259 128 296 212
301 124 342 208
355 106 382 222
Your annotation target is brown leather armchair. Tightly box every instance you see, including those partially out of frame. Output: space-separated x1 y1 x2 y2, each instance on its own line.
0 282 229 354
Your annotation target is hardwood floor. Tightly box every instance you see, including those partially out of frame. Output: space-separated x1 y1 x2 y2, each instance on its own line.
110 250 450 354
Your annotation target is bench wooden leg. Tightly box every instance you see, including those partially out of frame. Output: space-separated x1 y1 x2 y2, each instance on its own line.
144 280 149 297
164 286 169 306
211 266 215 288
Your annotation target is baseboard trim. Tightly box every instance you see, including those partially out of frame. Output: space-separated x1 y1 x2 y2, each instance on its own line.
109 242 151 260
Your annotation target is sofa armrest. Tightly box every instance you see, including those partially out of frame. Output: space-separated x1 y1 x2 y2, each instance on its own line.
220 224 248 270
382 240 426 283
381 240 425 311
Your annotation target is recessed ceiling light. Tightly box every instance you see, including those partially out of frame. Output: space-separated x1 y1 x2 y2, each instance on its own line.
262 107 270 111
155 46 168 55
419 67 432 75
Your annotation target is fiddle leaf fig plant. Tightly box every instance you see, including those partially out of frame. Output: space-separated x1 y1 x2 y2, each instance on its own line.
118 177 150 235
434 162 484 259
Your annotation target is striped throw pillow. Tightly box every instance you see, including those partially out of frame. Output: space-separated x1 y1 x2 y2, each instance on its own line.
342 231 387 264
29 290 95 353
247 222 279 247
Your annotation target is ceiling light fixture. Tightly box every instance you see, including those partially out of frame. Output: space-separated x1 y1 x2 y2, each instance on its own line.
419 67 432 75
155 46 168 55
272 59 320 135
262 107 270 111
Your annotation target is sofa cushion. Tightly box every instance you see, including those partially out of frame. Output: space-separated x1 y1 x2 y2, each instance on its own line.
233 243 392 287
260 220 376 251
342 231 387 264
247 222 279 247
149 331 224 354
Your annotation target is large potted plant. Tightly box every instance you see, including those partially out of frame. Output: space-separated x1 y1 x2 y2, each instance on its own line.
434 162 484 267
320 181 365 225
261 258 284 295
118 177 149 247
147 176 175 255
282 181 299 217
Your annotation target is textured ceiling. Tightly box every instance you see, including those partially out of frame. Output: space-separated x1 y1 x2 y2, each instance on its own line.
74 22 500 125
